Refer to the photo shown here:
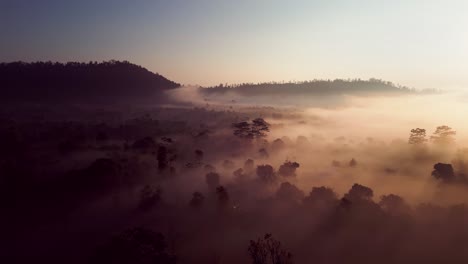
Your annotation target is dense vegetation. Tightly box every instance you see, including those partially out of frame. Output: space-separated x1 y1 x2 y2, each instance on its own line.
0 60 180 104
201 78 420 96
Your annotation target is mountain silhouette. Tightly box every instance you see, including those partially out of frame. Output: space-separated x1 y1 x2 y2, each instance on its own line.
0 60 180 104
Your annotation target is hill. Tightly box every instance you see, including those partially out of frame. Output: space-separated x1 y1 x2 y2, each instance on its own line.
201 79 417 97
0 60 180 104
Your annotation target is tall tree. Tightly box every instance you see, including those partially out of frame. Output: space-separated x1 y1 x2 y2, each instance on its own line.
430 125 456 145
408 128 427 144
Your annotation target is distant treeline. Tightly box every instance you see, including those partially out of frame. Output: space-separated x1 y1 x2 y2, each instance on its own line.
201 79 434 96
0 60 180 104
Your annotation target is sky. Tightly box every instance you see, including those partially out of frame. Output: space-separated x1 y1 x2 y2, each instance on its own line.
1 0 467 89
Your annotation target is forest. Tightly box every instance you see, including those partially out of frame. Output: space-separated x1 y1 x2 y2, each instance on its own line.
1 62 468 264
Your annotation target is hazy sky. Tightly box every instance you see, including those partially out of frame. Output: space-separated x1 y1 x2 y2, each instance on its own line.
1 0 467 89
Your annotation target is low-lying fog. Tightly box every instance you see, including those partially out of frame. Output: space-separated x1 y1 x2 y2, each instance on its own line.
4 87 468 264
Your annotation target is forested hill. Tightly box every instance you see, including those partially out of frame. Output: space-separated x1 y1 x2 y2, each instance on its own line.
0 60 180 104
201 79 420 97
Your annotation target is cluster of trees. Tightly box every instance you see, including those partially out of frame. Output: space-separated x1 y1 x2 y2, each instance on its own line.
0 60 180 103
408 126 456 145
201 78 418 97
232 118 270 140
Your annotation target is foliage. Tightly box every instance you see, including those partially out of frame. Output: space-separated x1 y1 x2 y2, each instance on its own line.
408 128 427 144
248 234 293 264
232 118 270 140
430 125 456 145
91 227 176 264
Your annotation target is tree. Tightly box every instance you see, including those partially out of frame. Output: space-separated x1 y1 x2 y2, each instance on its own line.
251 118 270 138
138 185 161 211
432 163 455 182
248 234 293 264
349 158 357 167
408 128 427 144
344 183 373 202
278 161 300 177
232 118 270 140
430 125 456 145
303 186 338 207
91 227 176 264
216 186 230 207
244 159 255 172
257 165 276 183
379 194 410 215
189 192 205 208
275 182 304 203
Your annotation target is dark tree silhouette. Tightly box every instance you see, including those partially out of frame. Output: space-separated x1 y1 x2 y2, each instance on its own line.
408 128 427 144
189 192 205 208
138 185 161 211
132 137 157 153
432 163 455 182
244 159 255 172
248 234 293 264
276 182 304 203
91 227 176 264
256 165 276 183
303 186 338 207
431 125 456 145
344 183 373 202
258 148 269 159
349 158 357 167
278 161 300 177
379 194 410 215
216 186 230 207
232 118 270 140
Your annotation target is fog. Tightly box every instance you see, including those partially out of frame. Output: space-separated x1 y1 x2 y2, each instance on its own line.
4 87 468 264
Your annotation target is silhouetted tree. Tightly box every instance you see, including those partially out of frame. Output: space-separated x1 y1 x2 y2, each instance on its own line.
248 234 293 264
189 192 205 208
278 161 300 177
431 125 456 145
276 182 304 203
257 165 276 183
303 186 338 207
132 137 156 153
244 159 255 172
379 194 410 215
138 185 161 211
232 118 270 140
258 148 269 159
349 158 357 167
432 163 455 182
271 138 286 151
344 183 373 202
216 186 229 207
408 128 427 144
91 227 176 264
